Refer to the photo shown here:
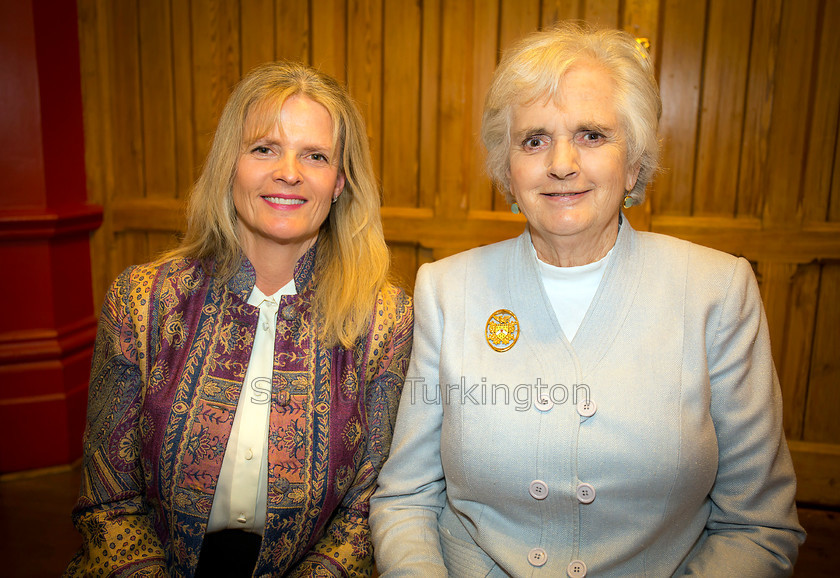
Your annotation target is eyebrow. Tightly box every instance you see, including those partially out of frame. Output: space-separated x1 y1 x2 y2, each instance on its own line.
512 126 550 140
513 120 617 140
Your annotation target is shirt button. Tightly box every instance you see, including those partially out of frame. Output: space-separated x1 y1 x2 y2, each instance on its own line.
576 482 596 504
281 305 296 321
529 480 548 500
528 547 548 567
245 448 254 460
577 398 597 417
236 514 247 524
567 559 587 577
534 393 553 411
262 321 270 331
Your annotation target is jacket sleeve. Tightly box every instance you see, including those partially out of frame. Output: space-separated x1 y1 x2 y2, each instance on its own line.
682 257 805 576
369 265 449 577
65 269 167 577
288 287 415 577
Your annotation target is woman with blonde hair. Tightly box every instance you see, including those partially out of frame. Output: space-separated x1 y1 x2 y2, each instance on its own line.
371 23 802 576
68 61 413 576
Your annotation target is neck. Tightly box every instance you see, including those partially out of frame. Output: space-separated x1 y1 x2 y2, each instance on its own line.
531 219 619 267
240 236 315 295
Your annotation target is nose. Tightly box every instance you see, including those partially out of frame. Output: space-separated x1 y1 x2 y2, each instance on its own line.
547 139 579 180
273 151 302 185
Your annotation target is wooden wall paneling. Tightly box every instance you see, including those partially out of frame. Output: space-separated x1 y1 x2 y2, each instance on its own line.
139 0 177 202
620 0 658 232
498 0 540 52
803 263 840 444
109 0 149 273
310 0 347 83
382 0 422 207
172 0 197 198
654 0 706 217
437 0 474 220
757 261 795 371
802 0 840 225
347 0 384 178
693 0 751 217
737 0 782 220
468 0 500 212
540 0 583 26
77 0 113 309
275 0 311 63
761 0 819 228
418 0 441 212
241 0 276 73
389 243 419 294
147 232 181 261
778 263 819 440
832 122 840 222
109 0 144 205
584 0 620 29
622 0 659 62
788 440 840 506
118 232 149 279
190 0 241 170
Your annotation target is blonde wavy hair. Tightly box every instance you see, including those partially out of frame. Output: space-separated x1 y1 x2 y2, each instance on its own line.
482 22 661 206
166 61 391 348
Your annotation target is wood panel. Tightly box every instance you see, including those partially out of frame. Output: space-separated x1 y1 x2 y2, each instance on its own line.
654 0 705 216
78 0 840 506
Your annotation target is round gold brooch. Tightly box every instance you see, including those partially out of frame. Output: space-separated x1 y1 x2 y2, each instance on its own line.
485 309 520 352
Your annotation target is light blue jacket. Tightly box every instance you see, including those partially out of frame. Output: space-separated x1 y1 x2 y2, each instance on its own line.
370 222 804 577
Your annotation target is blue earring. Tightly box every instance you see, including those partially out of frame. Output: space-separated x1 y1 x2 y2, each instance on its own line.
511 202 520 215
623 195 633 209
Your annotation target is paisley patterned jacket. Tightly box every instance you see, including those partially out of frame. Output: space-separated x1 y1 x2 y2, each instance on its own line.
66 246 413 577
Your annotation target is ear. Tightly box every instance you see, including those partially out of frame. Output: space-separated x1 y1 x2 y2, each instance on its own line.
625 163 641 192
333 171 346 198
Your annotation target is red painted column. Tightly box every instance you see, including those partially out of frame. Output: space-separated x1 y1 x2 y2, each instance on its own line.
0 0 102 472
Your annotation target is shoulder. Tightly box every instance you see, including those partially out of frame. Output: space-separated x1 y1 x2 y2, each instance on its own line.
635 230 744 277
358 283 414 383
371 283 413 340
113 258 205 295
105 258 207 316
416 237 519 283
634 230 757 312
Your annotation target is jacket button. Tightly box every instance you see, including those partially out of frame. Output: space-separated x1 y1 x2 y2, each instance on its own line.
576 482 595 504
567 559 587 577
528 547 548 567
529 480 548 500
281 305 296 321
577 398 597 417
534 393 553 411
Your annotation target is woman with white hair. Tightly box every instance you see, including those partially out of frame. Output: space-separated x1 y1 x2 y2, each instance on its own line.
370 23 803 577
67 62 413 576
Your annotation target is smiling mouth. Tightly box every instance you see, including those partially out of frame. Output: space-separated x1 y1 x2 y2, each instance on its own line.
544 191 585 197
264 196 305 206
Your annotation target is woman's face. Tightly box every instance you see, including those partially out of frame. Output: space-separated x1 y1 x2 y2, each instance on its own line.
508 61 639 265
233 94 345 263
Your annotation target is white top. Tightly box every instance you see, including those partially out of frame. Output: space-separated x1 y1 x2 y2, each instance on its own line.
206 279 296 535
532 241 612 341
